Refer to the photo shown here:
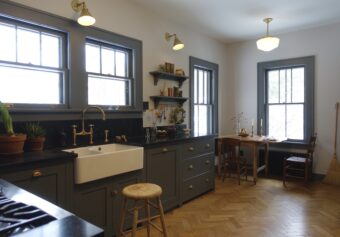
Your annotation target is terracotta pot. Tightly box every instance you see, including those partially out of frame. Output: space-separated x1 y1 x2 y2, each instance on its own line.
25 137 46 152
0 134 27 156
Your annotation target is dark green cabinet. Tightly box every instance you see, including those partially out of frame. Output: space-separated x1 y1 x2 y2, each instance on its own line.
145 145 180 211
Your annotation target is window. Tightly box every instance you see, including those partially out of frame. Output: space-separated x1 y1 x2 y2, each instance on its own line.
0 18 66 105
258 56 315 143
85 40 132 107
190 57 218 136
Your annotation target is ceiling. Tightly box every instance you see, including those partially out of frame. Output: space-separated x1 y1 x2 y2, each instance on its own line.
131 0 340 43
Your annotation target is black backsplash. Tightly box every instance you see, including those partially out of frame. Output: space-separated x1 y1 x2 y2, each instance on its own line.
1 118 143 149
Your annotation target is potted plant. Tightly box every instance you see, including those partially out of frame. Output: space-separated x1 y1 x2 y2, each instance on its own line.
0 102 27 156
24 122 46 152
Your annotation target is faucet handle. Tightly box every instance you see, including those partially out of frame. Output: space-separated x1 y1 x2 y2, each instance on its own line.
72 125 77 129
104 130 109 143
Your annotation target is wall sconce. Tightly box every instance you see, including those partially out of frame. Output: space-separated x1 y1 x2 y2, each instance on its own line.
165 32 184 51
256 18 280 52
71 0 96 26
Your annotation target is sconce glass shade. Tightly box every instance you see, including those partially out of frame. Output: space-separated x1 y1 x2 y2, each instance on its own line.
77 7 96 26
256 36 280 52
173 36 184 51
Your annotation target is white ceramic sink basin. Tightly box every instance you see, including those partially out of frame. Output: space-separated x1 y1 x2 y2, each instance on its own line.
64 144 143 184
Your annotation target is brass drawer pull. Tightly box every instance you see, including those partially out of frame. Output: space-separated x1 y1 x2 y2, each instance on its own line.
205 178 210 183
162 148 168 153
188 165 194 170
188 147 194 151
111 190 118 197
188 185 193 190
205 144 210 148
32 170 42 177
205 160 210 164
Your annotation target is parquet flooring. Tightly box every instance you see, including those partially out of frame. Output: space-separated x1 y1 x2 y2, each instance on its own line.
135 177 340 237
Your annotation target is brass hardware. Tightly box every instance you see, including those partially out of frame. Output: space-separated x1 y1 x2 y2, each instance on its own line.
162 148 168 153
205 178 209 183
32 170 42 177
188 185 193 190
188 147 194 151
111 190 118 197
188 165 194 170
205 144 210 148
205 160 210 164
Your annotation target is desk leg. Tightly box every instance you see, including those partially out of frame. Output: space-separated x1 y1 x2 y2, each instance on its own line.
265 143 269 177
251 144 257 184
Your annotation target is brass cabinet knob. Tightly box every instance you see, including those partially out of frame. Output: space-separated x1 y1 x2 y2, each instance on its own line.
188 147 194 151
188 185 193 190
188 164 194 170
205 160 210 164
111 190 118 197
32 170 42 177
205 144 210 148
162 148 168 153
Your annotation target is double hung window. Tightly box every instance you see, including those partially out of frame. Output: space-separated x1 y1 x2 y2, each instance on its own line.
0 18 66 105
85 40 132 107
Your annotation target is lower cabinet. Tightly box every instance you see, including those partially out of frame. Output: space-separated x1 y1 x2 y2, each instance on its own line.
72 170 144 237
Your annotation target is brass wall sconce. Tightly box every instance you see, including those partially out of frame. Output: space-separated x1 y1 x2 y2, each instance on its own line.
71 0 96 26
165 32 184 51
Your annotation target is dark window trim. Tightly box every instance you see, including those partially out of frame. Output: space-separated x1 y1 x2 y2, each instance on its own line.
257 56 315 146
189 56 218 135
0 0 143 121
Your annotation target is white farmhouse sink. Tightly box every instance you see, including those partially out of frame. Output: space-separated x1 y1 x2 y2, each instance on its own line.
64 144 143 184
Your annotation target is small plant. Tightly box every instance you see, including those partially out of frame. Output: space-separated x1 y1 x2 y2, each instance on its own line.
24 122 46 139
0 101 14 136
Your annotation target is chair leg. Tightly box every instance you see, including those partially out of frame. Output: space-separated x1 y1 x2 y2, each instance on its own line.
118 197 128 237
145 199 151 237
304 163 308 186
132 201 139 237
157 197 167 237
237 162 241 185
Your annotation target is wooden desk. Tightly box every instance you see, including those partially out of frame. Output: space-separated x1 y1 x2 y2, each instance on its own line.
216 135 275 184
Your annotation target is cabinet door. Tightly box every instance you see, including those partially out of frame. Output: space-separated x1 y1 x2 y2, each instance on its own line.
1 163 67 208
146 145 180 211
73 182 113 237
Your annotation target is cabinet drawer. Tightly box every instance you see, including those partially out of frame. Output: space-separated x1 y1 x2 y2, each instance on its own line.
181 154 214 180
182 172 214 203
182 139 214 159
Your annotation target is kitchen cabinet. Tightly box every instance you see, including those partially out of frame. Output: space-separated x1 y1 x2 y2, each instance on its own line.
72 170 144 237
0 160 72 209
145 144 180 211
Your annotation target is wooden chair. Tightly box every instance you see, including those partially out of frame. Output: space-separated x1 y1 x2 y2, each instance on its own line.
283 133 317 186
221 138 247 185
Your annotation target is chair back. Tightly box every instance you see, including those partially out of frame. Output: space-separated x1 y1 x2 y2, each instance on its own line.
306 133 317 159
221 138 241 163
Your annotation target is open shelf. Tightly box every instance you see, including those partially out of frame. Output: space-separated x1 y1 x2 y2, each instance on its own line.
150 96 188 107
150 71 189 87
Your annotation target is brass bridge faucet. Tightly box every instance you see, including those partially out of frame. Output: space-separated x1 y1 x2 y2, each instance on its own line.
72 106 106 146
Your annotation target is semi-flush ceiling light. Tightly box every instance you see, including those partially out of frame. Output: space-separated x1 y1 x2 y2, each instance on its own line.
71 0 96 26
165 32 184 51
256 18 280 52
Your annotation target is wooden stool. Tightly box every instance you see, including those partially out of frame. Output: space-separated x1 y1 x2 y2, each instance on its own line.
118 183 167 237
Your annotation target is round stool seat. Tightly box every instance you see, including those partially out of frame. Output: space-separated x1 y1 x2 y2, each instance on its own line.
122 183 162 199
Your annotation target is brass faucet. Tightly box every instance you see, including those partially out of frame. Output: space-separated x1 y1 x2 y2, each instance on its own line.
72 106 106 146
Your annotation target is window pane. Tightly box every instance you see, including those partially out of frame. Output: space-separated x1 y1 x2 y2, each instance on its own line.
0 23 16 62
41 33 60 68
86 44 100 73
198 70 204 104
287 104 304 140
279 70 286 103
101 47 115 75
88 76 128 106
194 105 199 135
268 104 285 138
0 66 61 104
292 67 304 103
115 51 126 77
203 71 208 104
286 69 292 103
194 105 209 136
194 69 198 103
17 28 40 65
268 70 279 103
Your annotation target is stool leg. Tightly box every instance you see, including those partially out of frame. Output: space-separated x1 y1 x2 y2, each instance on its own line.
157 197 167 237
132 200 139 237
145 199 151 237
119 197 128 237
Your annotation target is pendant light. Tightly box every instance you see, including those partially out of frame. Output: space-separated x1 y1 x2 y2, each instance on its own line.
256 18 280 52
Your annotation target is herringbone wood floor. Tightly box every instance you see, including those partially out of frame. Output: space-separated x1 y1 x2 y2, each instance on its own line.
134 177 340 237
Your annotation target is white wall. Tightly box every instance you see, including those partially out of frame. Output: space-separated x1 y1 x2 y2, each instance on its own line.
226 22 340 174
10 0 230 132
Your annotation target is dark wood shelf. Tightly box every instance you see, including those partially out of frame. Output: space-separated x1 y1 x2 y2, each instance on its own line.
150 96 188 107
150 71 189 87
